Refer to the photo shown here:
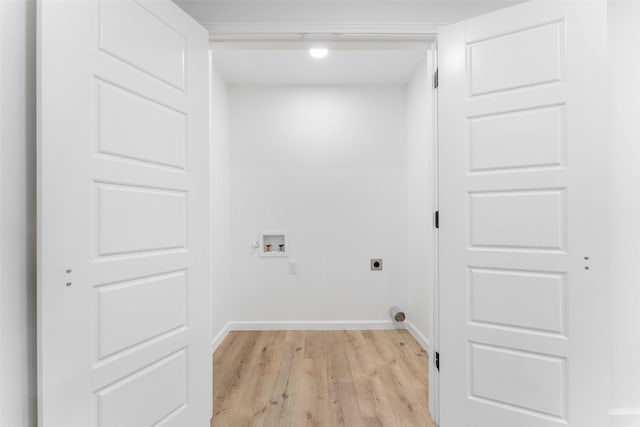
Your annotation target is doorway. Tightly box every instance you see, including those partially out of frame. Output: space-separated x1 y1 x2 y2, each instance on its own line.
208 36 440 425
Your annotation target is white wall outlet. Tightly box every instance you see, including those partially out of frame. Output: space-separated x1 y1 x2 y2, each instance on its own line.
371 258 383 271
288 259 297 275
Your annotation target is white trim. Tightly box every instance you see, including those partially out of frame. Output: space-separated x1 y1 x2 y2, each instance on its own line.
610 409 640 427
211 320 404 353
430 41 440 425
0 5 3 419
205 22 442 38
405 321 432 355
227 320 401 331
211 319 405 353
211 322 232 353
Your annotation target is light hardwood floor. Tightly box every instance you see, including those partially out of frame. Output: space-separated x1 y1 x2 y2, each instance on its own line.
211 329 436 427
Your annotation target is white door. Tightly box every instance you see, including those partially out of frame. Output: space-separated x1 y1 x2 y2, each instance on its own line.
38 1 210 426
438 1 608 426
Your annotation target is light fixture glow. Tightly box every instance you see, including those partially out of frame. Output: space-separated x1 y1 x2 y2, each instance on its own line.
309 48 329 59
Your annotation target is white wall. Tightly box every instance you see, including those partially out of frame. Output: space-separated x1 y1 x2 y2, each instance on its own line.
406 54 435 349
0 1 37 426
209 58 232 344
228 85 408 325
609 1 640 425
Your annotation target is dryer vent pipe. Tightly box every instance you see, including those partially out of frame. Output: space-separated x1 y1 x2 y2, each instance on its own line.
389 306 406 323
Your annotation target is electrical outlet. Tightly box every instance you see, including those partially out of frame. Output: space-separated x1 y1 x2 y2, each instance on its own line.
371 258 383 271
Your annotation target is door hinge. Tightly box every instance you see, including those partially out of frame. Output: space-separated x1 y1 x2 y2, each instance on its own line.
433 68 439 89
434 210 439 229
435 352 440 371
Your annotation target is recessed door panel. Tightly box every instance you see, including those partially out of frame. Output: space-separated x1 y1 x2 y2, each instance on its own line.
96 271 187 360
95 350 187 427
96 79 187 169
470 343 566 419
96 183 187 257
469 105 565 173
99 0 186 89
468 21 564 96
469 268 565 335
469 190 565 250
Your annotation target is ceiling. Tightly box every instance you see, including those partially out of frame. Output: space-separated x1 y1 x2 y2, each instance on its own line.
177 1 527 35
212 45 431 85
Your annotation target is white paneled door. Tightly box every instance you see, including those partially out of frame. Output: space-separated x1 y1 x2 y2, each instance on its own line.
439 1 608 426
38 1 210 426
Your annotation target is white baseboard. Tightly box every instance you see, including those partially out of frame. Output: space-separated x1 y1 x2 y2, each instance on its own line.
212 320 408 353
227 320 401 331
405 320 432 354
610 408 640 427
211 322 232 353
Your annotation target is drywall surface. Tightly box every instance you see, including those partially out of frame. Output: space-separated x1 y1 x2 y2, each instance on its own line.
228 85 408 323
210 59 232 343
0 1 37 426
406 55 435 348
176 0 526 33
609 1 640 424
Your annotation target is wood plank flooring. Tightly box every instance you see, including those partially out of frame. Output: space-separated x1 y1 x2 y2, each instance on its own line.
211 329 436 427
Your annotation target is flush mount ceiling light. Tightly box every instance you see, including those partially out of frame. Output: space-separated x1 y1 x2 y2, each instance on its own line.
309 47 329 59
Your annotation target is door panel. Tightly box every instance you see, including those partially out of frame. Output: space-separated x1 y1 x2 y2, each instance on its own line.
467 20 564 96
95 350 188 427
469 343 566 418
469 268 565 334
96 183 187 256
96 79 187 169
469 190 565 250
98 0 187 89
96 270 187 360
438 1 608 426
38 1 210 426
468 104 565 172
